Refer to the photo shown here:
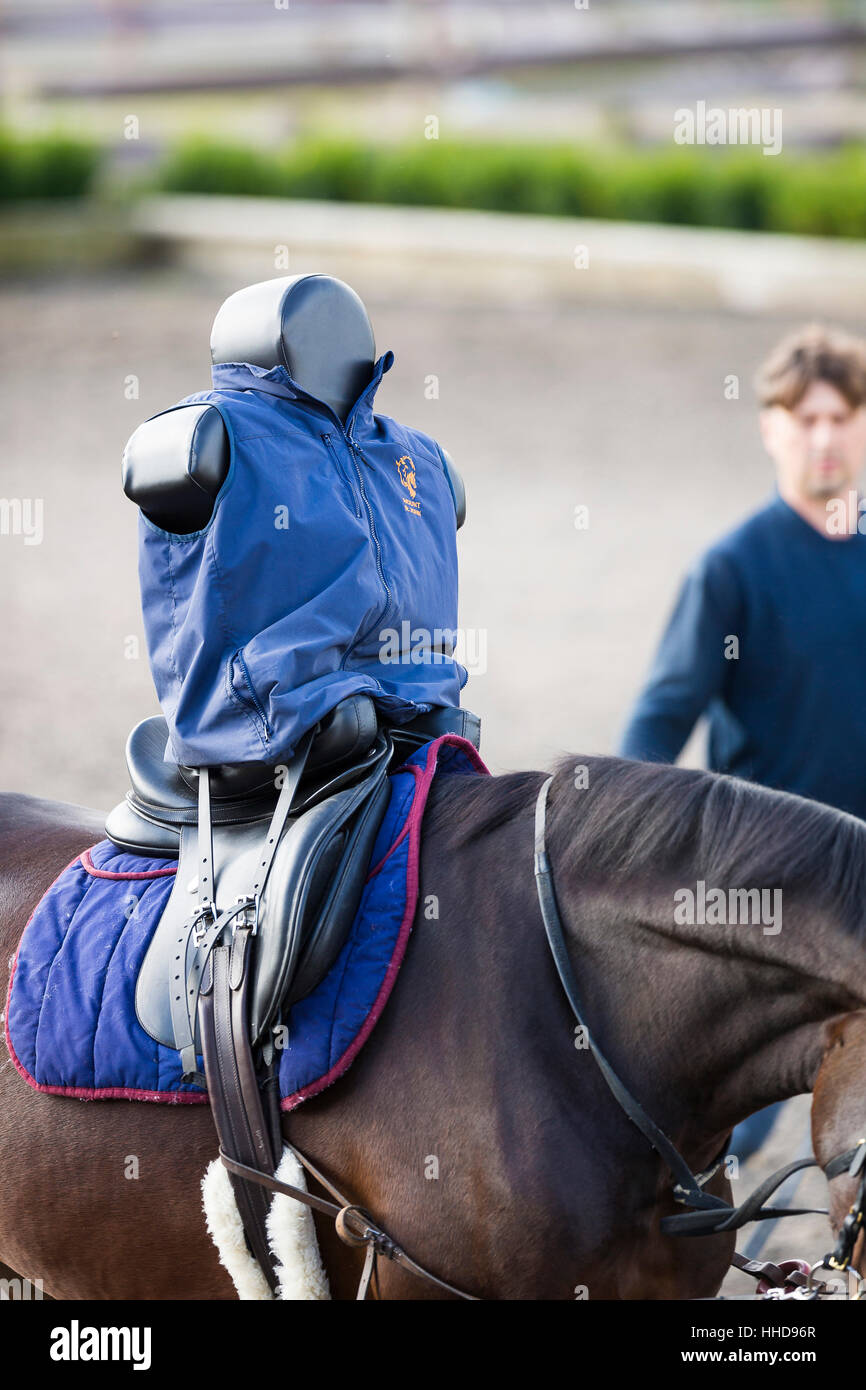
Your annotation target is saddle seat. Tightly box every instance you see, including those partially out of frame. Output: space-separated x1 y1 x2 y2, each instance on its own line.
106 693 382 858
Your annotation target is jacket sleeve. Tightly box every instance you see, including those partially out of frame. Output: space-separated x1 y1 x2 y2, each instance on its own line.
619 549 743 764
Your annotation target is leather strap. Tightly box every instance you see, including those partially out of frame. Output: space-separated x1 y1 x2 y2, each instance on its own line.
250 727 316 899
534 776 729 1214
200 937 279 1293
171 894 251 1084
825 1142 866 1181
731 1251 810 1291
172 729 317 1081
822 1139 866 1271
198 764 215 912
660 1156 826 1237
167 768 218 1081
191 726 329 1292
219 1148 479 1300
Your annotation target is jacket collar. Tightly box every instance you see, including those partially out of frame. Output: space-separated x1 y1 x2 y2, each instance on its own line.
210 350 394 430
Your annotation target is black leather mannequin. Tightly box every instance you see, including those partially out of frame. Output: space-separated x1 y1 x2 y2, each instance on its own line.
122 273 465 534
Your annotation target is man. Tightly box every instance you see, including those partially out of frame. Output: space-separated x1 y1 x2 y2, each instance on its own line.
619 324 866 1158
621 324 866 817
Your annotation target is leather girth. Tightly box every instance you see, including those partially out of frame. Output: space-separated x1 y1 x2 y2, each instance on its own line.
199 935 281 1294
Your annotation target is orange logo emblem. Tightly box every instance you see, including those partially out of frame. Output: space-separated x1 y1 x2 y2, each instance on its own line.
395 456 421 516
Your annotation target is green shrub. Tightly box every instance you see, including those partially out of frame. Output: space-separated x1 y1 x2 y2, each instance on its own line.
158 137 285 198
6 127 857 238
4 125 866 240
0 128 100 200
764 146 866 239
150 135 866 239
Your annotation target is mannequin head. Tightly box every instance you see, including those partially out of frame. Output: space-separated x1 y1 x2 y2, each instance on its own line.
211 273 376 423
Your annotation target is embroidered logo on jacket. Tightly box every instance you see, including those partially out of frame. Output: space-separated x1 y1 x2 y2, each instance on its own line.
395 455 421 517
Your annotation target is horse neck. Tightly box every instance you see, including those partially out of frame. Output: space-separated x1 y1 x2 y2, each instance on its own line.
563 869 866 1154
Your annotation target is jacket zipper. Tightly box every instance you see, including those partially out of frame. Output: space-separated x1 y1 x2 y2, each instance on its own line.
347 414 374 467
322 432 362 518
347 441 392 620
334 419 394 637
314 404 395 638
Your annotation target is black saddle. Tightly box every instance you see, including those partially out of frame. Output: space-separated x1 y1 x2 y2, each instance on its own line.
117 695 382 1048
108 696 481 1051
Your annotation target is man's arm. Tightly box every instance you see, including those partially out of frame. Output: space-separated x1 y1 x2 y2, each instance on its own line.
619 550 743 763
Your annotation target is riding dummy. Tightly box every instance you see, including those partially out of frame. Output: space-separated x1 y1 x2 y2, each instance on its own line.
114 273 481 1292
125 272 469 769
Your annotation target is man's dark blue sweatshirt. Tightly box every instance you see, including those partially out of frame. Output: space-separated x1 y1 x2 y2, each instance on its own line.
620 491 866 820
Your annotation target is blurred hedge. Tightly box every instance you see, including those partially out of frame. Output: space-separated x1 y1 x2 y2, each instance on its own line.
5 127 866 240
154 135 866 239
0 129 101 200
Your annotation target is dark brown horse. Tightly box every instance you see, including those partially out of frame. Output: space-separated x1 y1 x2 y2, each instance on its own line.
1 754 865 1299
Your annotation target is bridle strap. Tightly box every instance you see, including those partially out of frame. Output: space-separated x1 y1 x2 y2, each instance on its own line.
825 1143 866 1181
822 1139 866 1271
534 773 840 1241
730 1250 810 1291
534 776 728 1213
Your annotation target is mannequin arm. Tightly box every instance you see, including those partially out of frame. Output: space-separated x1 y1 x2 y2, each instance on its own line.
122 404 230 533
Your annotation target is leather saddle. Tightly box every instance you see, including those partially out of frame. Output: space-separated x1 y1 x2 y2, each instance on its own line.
106 696 481 1058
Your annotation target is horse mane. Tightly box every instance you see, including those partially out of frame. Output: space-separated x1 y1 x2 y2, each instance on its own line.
424 753 866 940
423 766 542 845
546 754 866 940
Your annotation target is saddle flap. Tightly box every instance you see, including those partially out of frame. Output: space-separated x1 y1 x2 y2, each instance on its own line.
134 740 392 1052
266 771 391 1021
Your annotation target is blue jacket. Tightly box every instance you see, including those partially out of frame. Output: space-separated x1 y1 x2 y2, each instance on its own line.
138 353 467 767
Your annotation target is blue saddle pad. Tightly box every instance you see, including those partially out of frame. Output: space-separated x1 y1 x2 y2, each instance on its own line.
5 736 488 1109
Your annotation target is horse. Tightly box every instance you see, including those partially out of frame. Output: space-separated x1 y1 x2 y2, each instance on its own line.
1 752 865 1300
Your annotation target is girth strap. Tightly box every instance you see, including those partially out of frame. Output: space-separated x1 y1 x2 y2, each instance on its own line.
199 932 280 1293
198 762 215 912
248 727 316 901
191 728 317 1287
